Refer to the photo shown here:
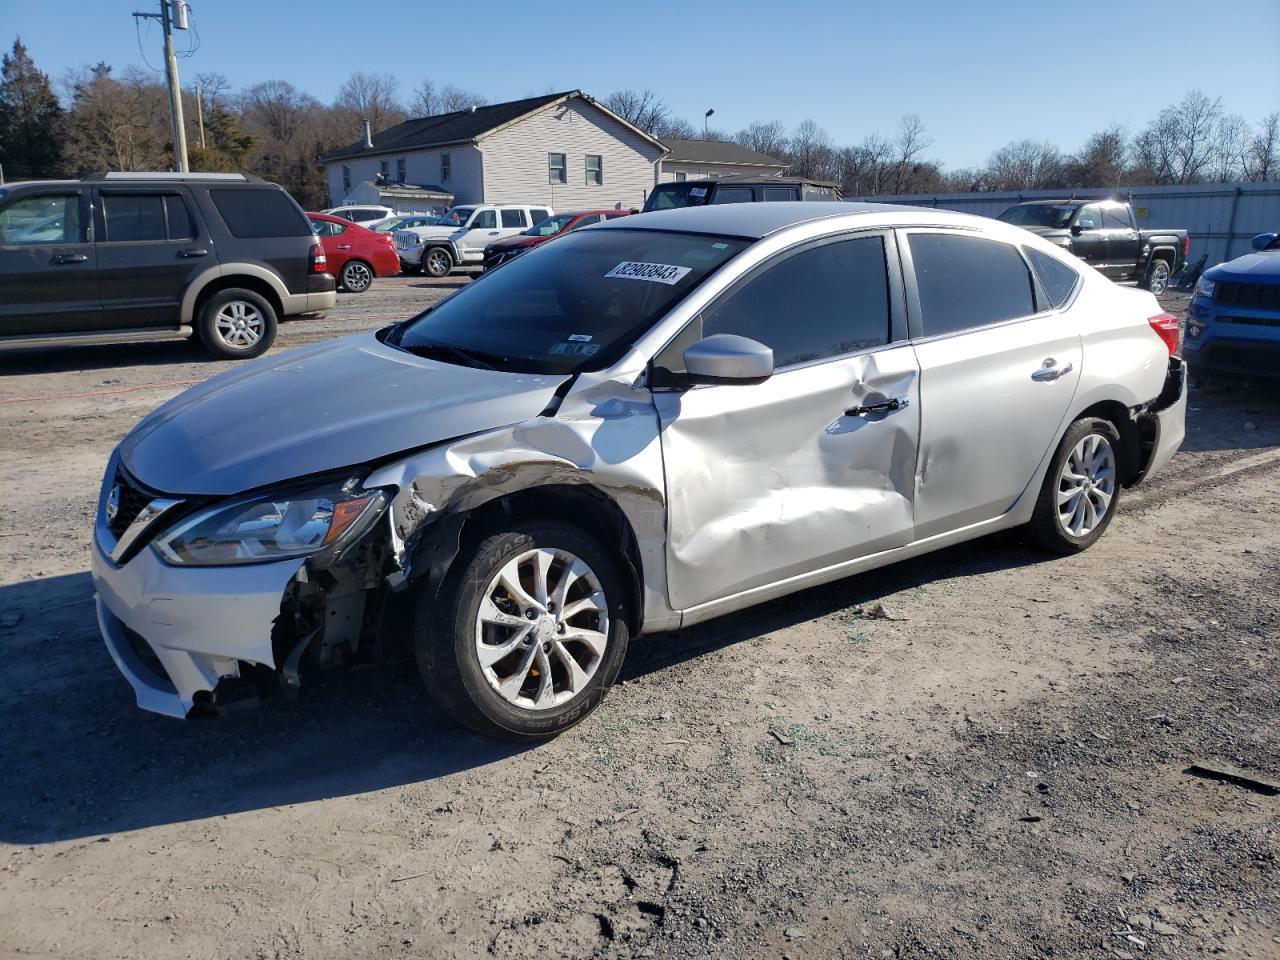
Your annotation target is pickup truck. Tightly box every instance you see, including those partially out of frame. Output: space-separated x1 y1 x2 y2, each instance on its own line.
998 199 1188 295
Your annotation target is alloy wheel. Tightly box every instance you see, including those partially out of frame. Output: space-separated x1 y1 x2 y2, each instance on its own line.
426 249 451 276
1149 260 1170 295
474 547 609 711
342 261 373 291
213 300 264 350
1056 433 1116 537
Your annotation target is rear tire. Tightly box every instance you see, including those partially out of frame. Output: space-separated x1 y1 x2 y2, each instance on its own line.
340 259 374 293
1028 417 1122 554
196 288 277 360
1142 257 1171 296
415 521 630 741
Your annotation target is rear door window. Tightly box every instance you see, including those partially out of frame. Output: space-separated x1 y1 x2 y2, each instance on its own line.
908 233 1037 337
500 209 528 229
211 188 311 238
710 187 754 205
702 235 891 367
102 194 168 242
763 186 799 202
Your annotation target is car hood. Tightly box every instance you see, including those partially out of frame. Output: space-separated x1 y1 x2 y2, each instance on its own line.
119 333 566 496
1205 250 1280 282
489 234 544 252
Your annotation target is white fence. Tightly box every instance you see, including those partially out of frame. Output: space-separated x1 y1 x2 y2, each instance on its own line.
848 181 1280 268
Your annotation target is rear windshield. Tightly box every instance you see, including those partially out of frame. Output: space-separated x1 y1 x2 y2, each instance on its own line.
998 204 1077 229
385 229 750 375
210 188 311 238
645 183 713 212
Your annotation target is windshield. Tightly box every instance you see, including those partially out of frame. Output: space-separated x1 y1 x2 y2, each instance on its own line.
998 204 1077 229
644 183 712 212
439 206 473 226
385 229 750 375
526 214 574 237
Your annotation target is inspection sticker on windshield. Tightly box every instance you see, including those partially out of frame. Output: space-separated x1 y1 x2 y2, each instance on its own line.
605 261 692 285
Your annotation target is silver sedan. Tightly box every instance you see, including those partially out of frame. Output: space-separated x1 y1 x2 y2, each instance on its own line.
91 203 1186 739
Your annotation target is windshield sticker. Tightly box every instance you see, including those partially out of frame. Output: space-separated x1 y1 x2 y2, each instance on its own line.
604 261 693 285
549 341 601 358
689 187 708 199
568 334 593 342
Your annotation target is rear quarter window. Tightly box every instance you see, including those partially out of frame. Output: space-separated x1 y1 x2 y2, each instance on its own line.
210 188 311 239
1024 247 1080 308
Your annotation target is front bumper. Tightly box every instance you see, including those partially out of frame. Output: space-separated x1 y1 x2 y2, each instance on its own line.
92 532 304 718
1185 296 1280 378
397 244 425 267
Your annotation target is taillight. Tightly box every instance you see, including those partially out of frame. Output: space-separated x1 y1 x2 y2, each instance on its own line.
1148 312 1181 356
310 242 328 274
1183 234 1191 257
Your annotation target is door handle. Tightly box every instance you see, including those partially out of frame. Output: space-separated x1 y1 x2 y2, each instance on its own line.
337 244 351 250
178 248 208 258
1031 359 1073 382
53 253 88 264
845 396 910 417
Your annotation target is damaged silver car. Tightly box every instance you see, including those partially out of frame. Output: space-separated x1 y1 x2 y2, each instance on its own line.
92 203 1187 739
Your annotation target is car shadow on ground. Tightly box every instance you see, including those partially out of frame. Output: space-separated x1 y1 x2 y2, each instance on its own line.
0 528 1049 846
0 339 208 378
1183 377 1280 454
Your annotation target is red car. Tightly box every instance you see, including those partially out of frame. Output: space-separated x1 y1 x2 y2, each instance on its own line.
307 213 400 293
481 209 634 270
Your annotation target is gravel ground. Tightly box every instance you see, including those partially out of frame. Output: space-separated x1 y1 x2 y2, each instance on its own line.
0 286 1277 960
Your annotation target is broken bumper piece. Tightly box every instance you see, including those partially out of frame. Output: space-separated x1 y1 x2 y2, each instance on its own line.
91 541 304 718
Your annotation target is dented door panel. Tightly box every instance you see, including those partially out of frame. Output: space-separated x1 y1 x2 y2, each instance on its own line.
656 345 920 611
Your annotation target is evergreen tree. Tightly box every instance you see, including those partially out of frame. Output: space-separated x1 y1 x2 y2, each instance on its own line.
0 38 65 178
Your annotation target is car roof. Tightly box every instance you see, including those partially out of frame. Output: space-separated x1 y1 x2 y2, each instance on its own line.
598 201 953 239
661 174 841 188
1013 198 1125 206
561 209 631 218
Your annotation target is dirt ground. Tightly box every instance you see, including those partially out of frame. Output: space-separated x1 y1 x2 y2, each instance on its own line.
1 285 1277 960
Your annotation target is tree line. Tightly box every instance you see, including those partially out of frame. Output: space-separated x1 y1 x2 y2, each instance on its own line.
1 38 1276 211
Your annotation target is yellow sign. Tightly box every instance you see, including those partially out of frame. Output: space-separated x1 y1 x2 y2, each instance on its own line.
1135 207 1149 217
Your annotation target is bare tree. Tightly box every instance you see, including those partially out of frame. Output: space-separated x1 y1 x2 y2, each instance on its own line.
1065 125 1129 187
786 119 834 180
1134 91 1223 184
192 71 231 112
1244 112 1279 181
1211 113 1250 182
603 89 670 135
239 79 316 143
888 115 931 193
333 72 403 132
735 120 787 157
985 139 1065 190
438 83 489 113
63 64 171 172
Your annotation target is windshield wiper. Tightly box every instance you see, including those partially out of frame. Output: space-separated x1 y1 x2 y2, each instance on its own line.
403 340 500 370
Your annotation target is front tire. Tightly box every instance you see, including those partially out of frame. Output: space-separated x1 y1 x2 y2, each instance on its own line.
1143 257 1171 296
416 521 630 741
196 288 277 360
1029 417 1122 554
340 259 374 293
423 246 453 278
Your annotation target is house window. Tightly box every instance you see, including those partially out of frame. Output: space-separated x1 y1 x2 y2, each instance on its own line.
396 158 406 183
441 153 451 182
379 159 389 179
586 154 603 186
674 171 687 182
342 166 351 192
548 152 567 184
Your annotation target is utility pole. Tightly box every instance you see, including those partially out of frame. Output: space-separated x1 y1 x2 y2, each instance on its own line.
133 0 189 171
196 85 206 149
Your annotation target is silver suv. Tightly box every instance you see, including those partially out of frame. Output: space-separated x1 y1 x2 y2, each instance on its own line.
91 203 1186 739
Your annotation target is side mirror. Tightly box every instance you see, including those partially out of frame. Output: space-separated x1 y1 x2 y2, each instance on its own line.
682 334 774 386
1251 232 1279 252
1070 223 1084 236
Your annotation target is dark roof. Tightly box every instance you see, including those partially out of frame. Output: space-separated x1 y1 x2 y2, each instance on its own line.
661 137 786 168
322 91 576 162
667 173 839 189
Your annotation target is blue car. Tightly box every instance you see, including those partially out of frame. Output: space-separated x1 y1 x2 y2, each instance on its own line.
1186 232 1280 377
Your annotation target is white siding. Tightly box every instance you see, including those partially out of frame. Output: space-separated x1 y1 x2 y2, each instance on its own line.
481 99 662 210
325 145 484 207
658 161 787 183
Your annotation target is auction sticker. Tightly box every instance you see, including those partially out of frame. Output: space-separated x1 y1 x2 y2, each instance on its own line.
604 261 692 285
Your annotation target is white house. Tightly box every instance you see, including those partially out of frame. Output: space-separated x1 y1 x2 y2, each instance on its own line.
657 138 788 182
321 91 668 211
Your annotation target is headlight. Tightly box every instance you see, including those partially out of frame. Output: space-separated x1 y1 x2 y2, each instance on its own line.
154 481 386 566
1194 275 1215 299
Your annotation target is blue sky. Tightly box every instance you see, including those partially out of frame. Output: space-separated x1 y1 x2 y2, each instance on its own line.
5 0 1278 169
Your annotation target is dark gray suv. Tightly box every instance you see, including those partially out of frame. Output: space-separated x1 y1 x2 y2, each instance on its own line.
0 172 336 359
